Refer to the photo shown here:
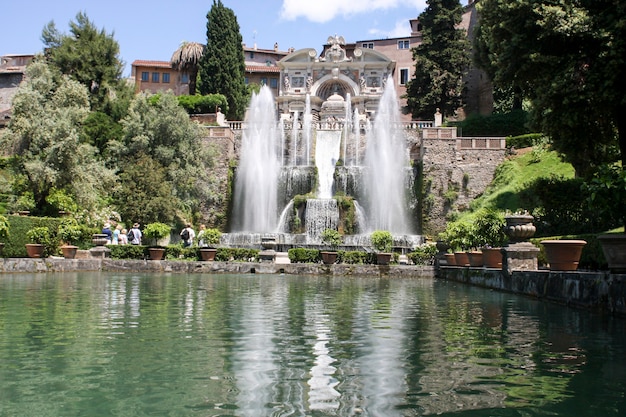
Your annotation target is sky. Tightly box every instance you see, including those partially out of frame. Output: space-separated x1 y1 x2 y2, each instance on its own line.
1 0 434 76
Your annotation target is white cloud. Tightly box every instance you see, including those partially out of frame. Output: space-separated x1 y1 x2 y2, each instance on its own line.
280 0 426 23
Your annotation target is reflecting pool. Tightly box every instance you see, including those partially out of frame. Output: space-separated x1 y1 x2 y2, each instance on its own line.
1 272 625 416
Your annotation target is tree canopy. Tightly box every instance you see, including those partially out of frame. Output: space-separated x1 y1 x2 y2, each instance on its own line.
41 11 129 113
198 0 247 120
0 60 117 218
475 0 626 178
405 0 470 119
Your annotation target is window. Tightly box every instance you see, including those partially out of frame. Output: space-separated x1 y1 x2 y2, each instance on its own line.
260 77 267 85
152 72 159 83
400 68 409 85
361 42 374 49
162 73 170 83
398 40 410 49
244 77 249 85
141 71 149 82
181 73 189 83
269 78 278 88
249 51 254 58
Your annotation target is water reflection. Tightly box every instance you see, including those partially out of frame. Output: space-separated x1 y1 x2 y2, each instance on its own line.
0 273 624 417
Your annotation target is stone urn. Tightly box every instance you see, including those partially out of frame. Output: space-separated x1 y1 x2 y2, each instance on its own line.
504 214 536 243
540 240 587 271
92 233 109 247
597 234 626 272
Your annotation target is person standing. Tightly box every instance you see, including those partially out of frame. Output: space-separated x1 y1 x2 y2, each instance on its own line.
119 228 129 245
129 223 142 245
180 223 195 247
102 223 113 244
112 224 122 245
197 224 207 247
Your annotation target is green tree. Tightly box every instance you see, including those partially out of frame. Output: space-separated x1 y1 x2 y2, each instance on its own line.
474 0 625 178
198 0 247 120
0 60 117 216
170 41 204 96
405 0 470 119
111 92 219 224
41 12 128 112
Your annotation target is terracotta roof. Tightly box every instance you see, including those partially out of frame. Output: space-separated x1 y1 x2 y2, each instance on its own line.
131 60 172 68
245 65 281 73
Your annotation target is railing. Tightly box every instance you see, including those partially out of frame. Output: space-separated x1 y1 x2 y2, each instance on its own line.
458 137 506 150
226 120 434 131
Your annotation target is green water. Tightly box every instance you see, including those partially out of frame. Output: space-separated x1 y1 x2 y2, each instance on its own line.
0 272 624 416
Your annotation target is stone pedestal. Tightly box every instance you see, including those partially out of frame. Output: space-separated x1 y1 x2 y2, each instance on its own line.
259 250 276 262
89 246 111 259
502 243 539 276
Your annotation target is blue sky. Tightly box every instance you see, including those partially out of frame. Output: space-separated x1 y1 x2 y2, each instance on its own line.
1 0 435 76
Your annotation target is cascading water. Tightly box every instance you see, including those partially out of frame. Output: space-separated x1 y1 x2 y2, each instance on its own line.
304 94 312 166
363 76 412 234
231 86 280 233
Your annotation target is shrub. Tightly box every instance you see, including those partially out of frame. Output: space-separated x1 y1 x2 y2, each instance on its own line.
370 230 393 253
57 218 82 246
409 244 438 265
143 222 171 246
0 215 9 240
338 250 371 264
203 228 222 247
288 248 320 263
321 228 342 250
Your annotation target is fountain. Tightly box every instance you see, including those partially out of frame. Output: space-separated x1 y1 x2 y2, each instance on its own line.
226 77 422 251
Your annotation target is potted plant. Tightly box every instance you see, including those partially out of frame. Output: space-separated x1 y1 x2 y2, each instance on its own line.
320 228 342 264
26 226 52 258
473 209 507 268
58 219 82 259
0 215 9 256
199 228 221 261
371 230 393 265
584 164 626 272
143 222 171 260
440 221 473 267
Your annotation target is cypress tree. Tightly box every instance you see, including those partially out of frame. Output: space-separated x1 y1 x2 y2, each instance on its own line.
405 0 470 119
198 0 247 120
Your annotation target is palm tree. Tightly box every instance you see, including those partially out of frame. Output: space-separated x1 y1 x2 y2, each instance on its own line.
170 41 204 95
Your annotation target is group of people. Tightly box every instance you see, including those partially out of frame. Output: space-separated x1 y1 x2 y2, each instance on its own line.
101 222 207 247
101 222 143 245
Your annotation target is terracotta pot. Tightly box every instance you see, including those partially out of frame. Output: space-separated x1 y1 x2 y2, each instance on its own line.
321 251 338 265
454 251 470 267
597 234 626 273
540 240 587 271
25 243 44 258
148 247 165 261
444 253 456 266
467 251 483 267
199 248 217 261
481 247 503 268
61 245 78 259
376 252 392 265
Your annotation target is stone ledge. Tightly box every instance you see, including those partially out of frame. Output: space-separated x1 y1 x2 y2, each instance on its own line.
0 258 435 278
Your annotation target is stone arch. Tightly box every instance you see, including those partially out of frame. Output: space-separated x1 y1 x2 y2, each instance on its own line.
312 74 358 101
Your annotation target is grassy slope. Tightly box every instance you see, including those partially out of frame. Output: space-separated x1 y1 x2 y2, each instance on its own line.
464 147 575 216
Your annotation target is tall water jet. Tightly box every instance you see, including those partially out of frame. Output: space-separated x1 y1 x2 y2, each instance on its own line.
232 86 280 232
343 93 351 163
291 110 299 166
352 108 360 166
303 94 312 166
364 76 411 234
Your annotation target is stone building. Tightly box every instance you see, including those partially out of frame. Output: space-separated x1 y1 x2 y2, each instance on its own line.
0 54 34 128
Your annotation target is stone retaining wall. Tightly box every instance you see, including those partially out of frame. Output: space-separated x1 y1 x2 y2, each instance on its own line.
0 258 435 278
438 266 626 317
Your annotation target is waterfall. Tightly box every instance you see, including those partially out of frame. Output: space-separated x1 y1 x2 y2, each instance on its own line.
305 199 339 242
232 86 280 232
315 130 342 199
343 93 351 163
363 76 412 234
352 108 360 166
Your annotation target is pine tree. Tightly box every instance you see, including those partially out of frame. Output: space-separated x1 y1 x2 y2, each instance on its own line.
198 0 247 120
405 0 470 119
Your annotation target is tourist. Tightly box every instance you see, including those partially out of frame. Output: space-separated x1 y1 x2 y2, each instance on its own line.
102 223 113 244
197 224 207 247
180 223 195 247
119 228 128 245
112 224 122 245
128 223 142 245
